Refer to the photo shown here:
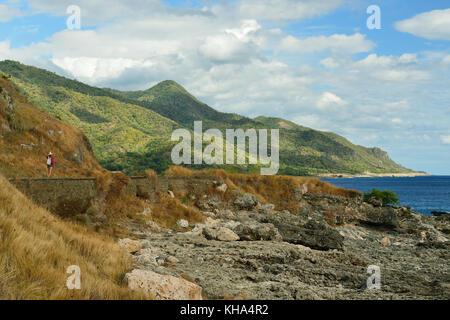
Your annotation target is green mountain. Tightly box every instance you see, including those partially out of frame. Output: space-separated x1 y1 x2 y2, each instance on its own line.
0 60 415 176
110 80 253 129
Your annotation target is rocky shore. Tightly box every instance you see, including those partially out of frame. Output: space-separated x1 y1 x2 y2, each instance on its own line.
118 187 449 300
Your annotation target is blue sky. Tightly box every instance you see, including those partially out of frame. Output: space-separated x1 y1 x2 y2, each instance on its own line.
0 0 449 174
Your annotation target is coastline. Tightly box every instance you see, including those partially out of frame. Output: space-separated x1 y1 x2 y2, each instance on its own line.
316 172 431 179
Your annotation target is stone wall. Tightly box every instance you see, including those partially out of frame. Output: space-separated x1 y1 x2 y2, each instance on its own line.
9 177 99 217
9 176 217 217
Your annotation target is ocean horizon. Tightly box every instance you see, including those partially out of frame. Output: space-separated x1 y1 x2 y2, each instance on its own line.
321 175 450 216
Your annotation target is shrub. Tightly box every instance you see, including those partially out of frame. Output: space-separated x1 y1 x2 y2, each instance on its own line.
363 189 399 206
145 169 158 182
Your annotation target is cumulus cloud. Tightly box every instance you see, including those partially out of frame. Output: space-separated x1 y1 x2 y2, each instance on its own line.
320 57 340 68
316 92 347 110
441 135 450 144
280 33 375 54
395 9 450 40
0 4 23 22
352 54 429 82
199 20 263 63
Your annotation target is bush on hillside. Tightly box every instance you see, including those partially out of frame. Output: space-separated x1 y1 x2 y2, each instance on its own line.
363 189 399 206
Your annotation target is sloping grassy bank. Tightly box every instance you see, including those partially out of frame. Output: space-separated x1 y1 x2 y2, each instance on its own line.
0 174 148 299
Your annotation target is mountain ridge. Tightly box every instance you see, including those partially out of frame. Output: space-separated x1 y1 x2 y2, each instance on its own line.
0 60 417 176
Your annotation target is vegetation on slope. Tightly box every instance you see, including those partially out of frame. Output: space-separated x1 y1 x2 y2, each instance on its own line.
0 60 414 176
0 61 180 174
0 77 103 178
0 174 148 299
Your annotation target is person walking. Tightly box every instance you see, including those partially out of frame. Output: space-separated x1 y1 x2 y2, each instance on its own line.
46 152 55 177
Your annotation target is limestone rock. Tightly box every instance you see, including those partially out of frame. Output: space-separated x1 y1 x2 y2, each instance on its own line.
167 256 179 264
248 211 344 250
134 253 159 266
368 197 383 207
202 211 216 218
216 183 228 193
216 209 234 220
140 239 152 249
125 269 203 300
233 192 259 210
359 207 400 229
258 203 276 214
118 238 142 254
176 219 189 228
202 227 217 240
146 221 162 232
233 221 281 241
380 236 391 246
215 227 240 241
204 217 220 229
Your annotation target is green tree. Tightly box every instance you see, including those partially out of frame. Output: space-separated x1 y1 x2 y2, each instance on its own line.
363 189 400 206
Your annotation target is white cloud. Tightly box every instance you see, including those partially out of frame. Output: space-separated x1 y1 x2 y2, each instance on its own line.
320 57 339 68
237 0 342 21
0 4 23 22
441 135 450 144
395 9 450 40
352 54 429 82
356 53 418 67
280 33 375 54
199 20 263 63
316 92 347 110
52 57 155 83
443 55 450 64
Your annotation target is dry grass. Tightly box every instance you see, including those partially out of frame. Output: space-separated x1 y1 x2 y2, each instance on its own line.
164 166 194 178
151 194 205 229
0 174 149 299
98 172 149 236
164 166 361 213
144 169 158 181
0 78 104 178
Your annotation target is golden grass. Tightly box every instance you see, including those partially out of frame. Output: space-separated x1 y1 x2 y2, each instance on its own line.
0 174 148 299
164 166 361 213
164 166 194 178
151 194 205 229
144 169 158 180
0 78 104 178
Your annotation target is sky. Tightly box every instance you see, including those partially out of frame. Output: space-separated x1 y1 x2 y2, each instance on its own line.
0 0 449 174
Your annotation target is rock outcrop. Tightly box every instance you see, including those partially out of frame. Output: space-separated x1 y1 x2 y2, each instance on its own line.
119 187 449 300
125 269 203 300
118 238 142 253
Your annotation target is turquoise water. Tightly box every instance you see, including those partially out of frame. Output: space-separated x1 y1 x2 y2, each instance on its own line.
321 176 450 216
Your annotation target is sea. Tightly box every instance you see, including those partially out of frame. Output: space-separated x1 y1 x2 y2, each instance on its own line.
320 175 450 216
